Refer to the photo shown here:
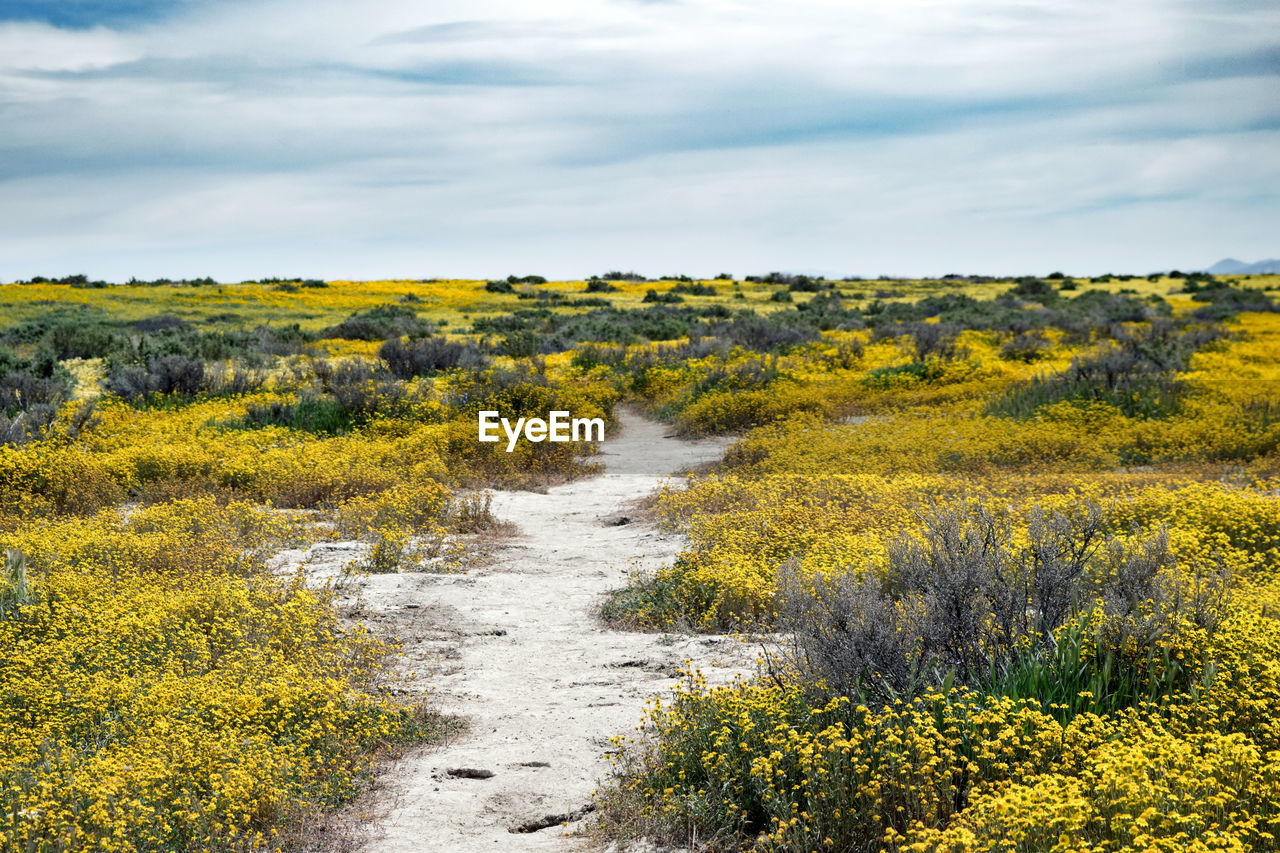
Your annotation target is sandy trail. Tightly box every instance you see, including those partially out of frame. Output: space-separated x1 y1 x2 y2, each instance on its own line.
314 410 752 851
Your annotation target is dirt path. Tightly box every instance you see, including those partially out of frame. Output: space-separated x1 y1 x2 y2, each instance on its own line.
313 410 752 851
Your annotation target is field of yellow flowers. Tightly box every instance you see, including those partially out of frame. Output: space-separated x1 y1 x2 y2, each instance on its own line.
590 275 1280 852
2 269 1278 851
0 275 625 850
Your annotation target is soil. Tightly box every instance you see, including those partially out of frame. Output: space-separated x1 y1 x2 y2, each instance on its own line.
288 409 753 851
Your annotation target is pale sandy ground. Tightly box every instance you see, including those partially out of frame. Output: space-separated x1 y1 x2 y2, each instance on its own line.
279 410 755 852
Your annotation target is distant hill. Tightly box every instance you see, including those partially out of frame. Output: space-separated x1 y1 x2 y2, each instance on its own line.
1207 257 1280 275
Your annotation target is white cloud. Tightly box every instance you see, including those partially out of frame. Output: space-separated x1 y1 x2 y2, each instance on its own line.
0 0 1277 279
0 22 137 72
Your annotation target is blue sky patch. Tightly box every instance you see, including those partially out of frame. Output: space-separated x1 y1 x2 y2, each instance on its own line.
0 0 195 28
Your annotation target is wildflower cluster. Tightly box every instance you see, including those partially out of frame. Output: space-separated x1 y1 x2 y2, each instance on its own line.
0 500 439 851
0 277 623 849
2 272 1277 850
593 283 1280 851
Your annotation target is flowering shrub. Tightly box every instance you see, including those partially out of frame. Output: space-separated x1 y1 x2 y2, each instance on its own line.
336 482 454 572
0 277 627 849
0 500 442 851
2 274 1277 850
602 642 1280 853
598 304 1280 850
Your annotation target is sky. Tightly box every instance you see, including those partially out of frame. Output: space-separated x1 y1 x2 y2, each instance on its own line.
0 0 1277 281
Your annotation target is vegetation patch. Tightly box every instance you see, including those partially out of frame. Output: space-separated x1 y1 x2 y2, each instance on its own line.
1 271 1278 851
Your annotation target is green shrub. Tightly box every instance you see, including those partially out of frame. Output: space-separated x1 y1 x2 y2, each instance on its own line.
321 305 434 340
380 336 486 378
778 503 1225 716
642 289 684 304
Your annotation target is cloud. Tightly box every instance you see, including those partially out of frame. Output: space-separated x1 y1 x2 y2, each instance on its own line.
20 55 571 89
368 19 633 47
0 0 1277 279
1171 43 1280 82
